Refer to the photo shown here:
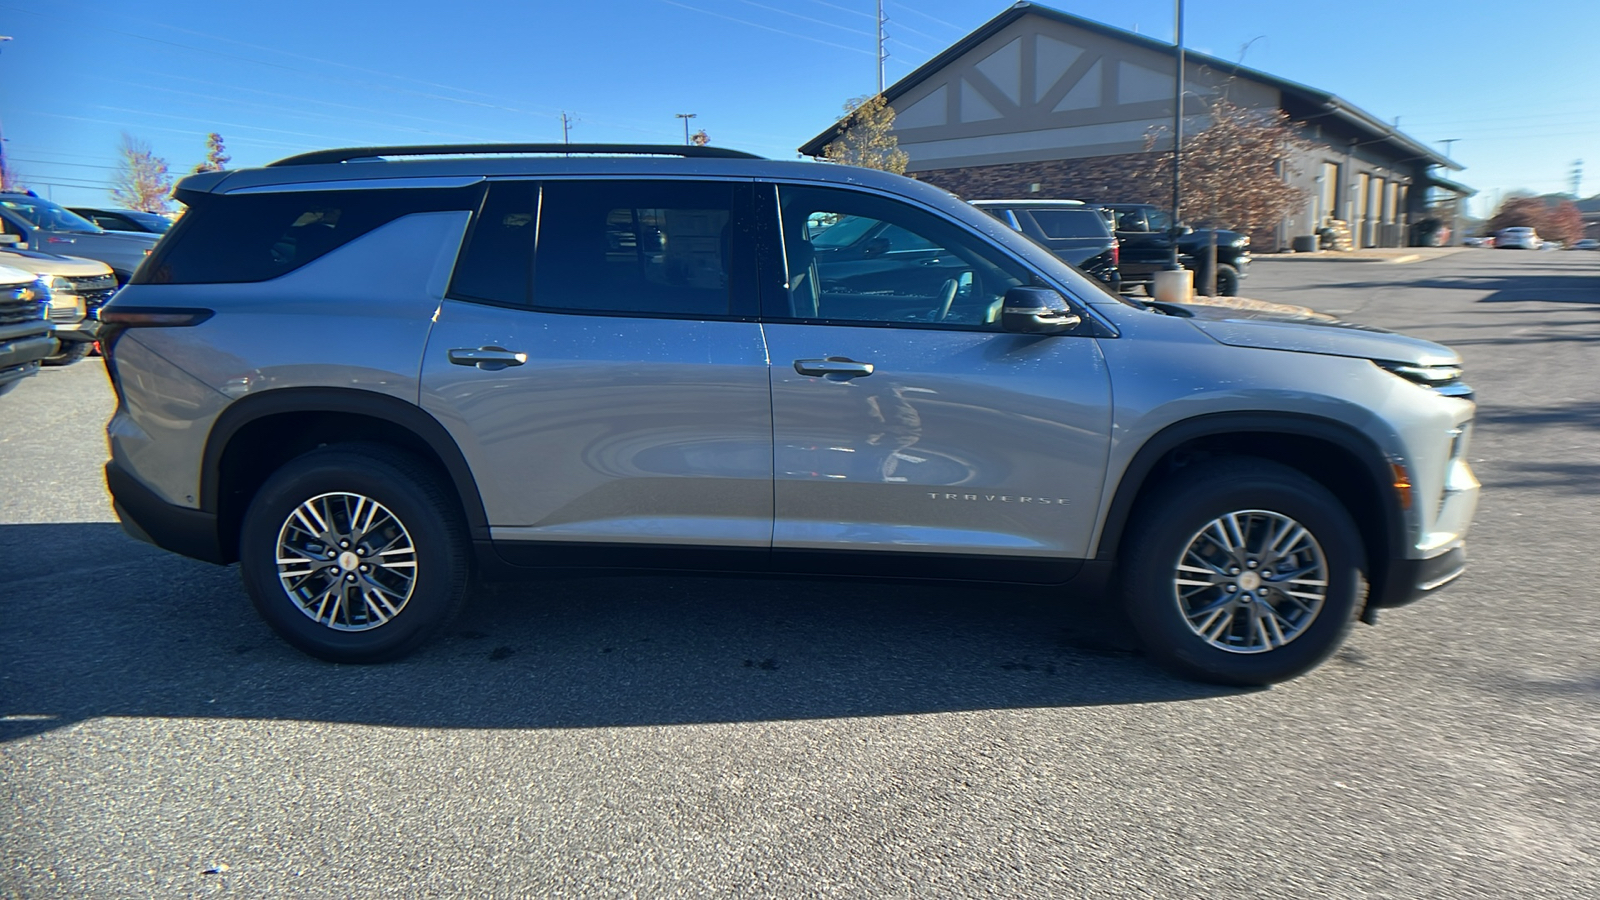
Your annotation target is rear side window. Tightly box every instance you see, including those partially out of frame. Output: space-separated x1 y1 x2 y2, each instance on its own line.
448 181 537 306
1026 209 1109 239
134 186 480 284
533 180 742 318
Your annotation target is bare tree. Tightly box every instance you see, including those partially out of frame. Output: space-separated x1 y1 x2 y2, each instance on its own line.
110 133 174 213
0 156 23 192
821 94 909 175
191 132 230 174
1136 97 1313 234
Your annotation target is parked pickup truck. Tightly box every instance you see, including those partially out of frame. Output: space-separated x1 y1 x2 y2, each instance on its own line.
0 248 119 365
1100 203 1250 296
1 193 158 284
0 264 54 397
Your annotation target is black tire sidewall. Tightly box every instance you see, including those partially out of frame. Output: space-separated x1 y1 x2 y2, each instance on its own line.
238 449 466 663
1217 264 1241 296
43 342 90 366
1123 463 1364 686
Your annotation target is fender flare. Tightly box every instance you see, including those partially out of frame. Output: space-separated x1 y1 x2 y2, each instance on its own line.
200 387 489 537
1093 411 1404 564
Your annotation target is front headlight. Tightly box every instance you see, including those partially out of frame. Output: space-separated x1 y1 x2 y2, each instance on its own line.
47 275 75 294
1375 360 1473 399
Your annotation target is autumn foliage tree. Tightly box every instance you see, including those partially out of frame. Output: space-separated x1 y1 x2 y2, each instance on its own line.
1135 97 1313 233
1487 195 1585 245
822 94 909 175
0 157 23 192
110 133 174 213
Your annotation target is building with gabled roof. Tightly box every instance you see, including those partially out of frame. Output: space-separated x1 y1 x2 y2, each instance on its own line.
800 2 1473 250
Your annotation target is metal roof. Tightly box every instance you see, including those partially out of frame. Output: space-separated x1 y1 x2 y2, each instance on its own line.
798 2 1464 173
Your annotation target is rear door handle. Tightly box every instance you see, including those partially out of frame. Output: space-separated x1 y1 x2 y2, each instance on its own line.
794 357 874 379
448 346 527 370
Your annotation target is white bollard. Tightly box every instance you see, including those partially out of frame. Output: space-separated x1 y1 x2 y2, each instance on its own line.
1151 268 1194 303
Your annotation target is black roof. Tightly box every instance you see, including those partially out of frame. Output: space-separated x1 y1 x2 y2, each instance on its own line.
799 2 1463 173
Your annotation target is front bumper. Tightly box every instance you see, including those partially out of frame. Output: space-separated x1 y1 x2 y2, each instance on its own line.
1373 544 1467 608
105 460 225 564
52 320 101 343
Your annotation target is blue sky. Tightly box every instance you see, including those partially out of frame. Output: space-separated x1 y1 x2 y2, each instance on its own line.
2 0 1596 217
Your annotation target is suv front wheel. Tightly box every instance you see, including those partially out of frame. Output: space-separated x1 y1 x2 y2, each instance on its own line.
1121 458 1365 686
238 444 470 663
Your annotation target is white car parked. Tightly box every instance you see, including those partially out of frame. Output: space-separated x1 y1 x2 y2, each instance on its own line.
1496 227 1541 250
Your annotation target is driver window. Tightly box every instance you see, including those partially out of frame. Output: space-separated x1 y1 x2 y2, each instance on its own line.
777 185 1029 329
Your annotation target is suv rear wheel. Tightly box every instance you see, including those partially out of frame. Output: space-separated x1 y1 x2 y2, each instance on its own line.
1121 458 1364 685
238 443 470 663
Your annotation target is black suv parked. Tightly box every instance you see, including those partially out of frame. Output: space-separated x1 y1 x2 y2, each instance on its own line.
970 200 1120 292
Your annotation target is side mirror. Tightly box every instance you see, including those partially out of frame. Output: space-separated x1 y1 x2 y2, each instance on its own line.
0 235 20 246
1001 287 1081 335
1171 224 1193 237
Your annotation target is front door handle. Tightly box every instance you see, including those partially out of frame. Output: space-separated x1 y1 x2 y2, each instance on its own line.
794 357 874 379
448 346 527 370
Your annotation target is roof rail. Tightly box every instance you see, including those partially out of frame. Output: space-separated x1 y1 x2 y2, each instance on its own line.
269 143 765 167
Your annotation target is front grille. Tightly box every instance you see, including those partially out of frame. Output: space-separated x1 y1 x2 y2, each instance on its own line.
0 285 44 326
67 274 118 293
81 287 117 316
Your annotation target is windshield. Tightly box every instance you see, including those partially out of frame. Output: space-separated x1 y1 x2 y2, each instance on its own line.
1 198 104 234
808 213 878 248
1028 209 1110 239
124 211 173 233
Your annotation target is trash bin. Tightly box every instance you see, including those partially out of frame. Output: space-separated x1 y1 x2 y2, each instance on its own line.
1292 235 1319 253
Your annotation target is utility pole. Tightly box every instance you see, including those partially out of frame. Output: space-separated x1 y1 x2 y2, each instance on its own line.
1571 159 1583 198
0 36 12 190
876 1 888 94
560 112 573 145
1438 138 1460 160
675 113 697 146
1168 0 1184 271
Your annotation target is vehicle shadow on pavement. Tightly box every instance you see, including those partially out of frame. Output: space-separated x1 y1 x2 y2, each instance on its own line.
1322 271 1600 304
0 523 1242 741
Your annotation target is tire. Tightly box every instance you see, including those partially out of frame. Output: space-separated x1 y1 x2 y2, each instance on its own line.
1196 264 1241 297
1120 458 1365 686
1215 263 1241 296
238 443 471 663
42 341 90 367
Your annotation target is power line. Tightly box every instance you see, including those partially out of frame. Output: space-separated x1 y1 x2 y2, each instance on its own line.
731 0 873 37
886 1 963 32
658 0 873 55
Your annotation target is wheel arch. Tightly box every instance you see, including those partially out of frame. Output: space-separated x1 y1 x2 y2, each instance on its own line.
1094 412 1406 603
202 388 489 564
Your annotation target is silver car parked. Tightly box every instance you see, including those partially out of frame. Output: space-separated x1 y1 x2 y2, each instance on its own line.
101 144 1479 685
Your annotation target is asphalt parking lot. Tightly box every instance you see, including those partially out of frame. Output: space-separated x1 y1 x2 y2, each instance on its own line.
2 248 1597 898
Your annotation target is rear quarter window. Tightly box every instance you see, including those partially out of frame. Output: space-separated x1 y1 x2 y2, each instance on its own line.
134 186 481 285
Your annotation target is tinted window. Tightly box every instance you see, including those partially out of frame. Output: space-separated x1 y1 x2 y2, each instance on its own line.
134 186 480 285
449 181 537 306
1027 209 1110 239
533 180 736 317
0 197 101 233
776 185 1030 329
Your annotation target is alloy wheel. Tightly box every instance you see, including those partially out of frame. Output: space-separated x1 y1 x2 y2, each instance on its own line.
1172 509 1328 653
274 492 418 631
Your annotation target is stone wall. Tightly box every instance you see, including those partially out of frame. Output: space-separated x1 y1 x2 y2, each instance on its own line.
915 154 1291 251
913 154 1164 204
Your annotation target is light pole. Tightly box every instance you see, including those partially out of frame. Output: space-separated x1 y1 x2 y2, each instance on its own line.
676 113 697 146
0 36 12 189
1168 0 1184 272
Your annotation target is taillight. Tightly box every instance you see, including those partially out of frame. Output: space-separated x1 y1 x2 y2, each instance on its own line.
1111 243 1120 267
98 308 214 327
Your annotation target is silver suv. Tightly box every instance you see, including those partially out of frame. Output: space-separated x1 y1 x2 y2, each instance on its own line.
101 144 1479 685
